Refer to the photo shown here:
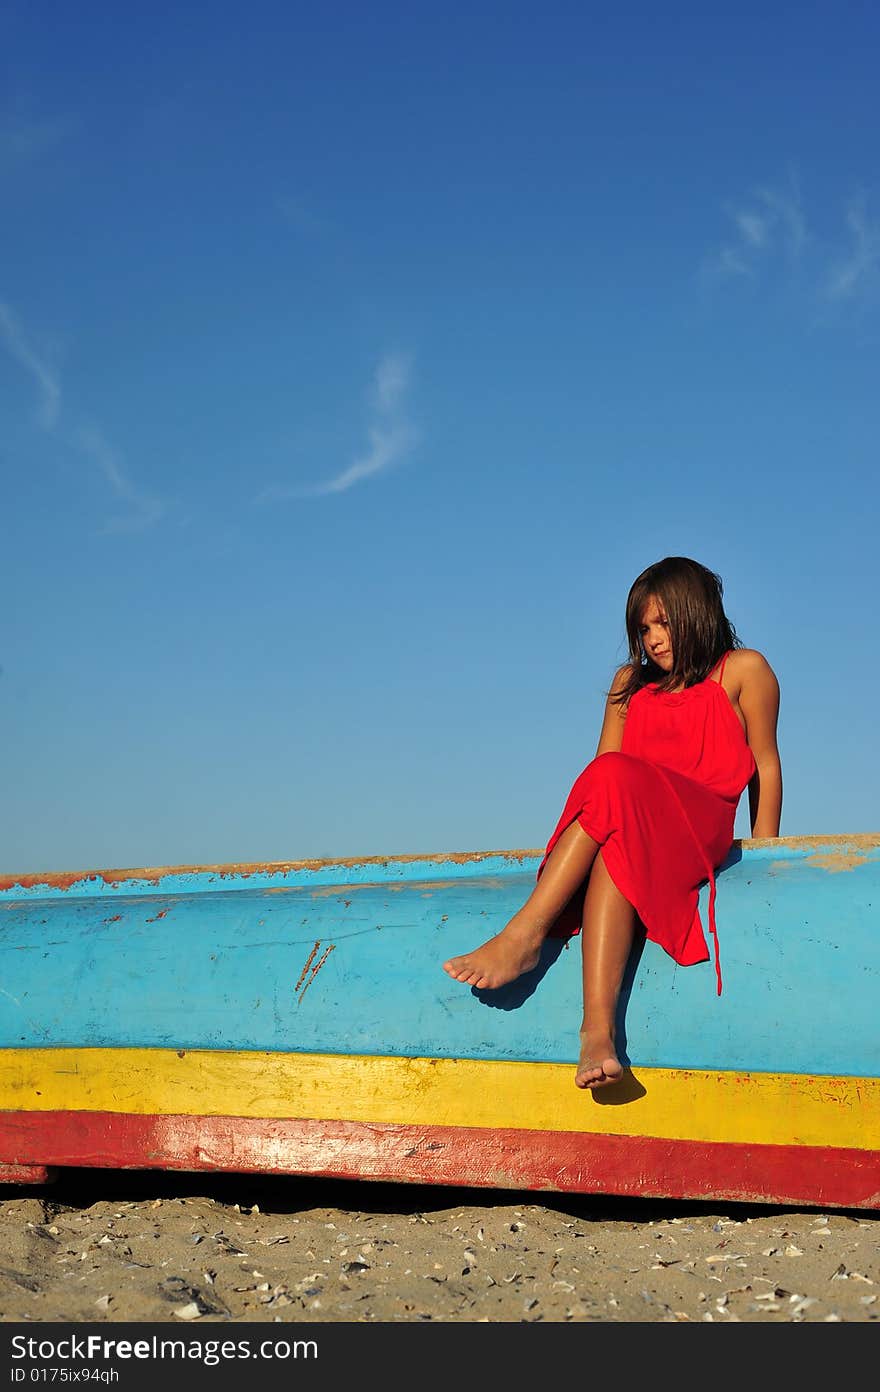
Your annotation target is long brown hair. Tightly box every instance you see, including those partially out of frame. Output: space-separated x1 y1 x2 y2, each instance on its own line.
611 556 742 706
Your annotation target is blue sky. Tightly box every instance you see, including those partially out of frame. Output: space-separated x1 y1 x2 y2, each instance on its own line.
2 1 878 875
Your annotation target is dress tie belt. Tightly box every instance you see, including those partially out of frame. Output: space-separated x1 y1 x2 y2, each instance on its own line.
652 766 723 996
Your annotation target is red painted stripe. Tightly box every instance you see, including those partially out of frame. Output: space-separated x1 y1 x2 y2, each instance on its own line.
1 1111 878 1209
0 1162 54 1185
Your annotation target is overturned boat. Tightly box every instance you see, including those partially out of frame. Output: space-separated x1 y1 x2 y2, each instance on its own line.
0 833 878 1209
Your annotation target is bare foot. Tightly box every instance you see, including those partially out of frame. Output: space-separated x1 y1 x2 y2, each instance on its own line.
442 916 544 990
575 1029 624 1089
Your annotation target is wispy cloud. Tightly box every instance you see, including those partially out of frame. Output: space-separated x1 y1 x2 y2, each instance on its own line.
0 301 60 427
1 298 166 531
703 172 807 282
714 246 754 280
826 196 880 301
308 419 418 496
257 352 419 502
703 175 880 317
76 427 166 533
757 181 808 259
734 212 768 248
373 353 409 413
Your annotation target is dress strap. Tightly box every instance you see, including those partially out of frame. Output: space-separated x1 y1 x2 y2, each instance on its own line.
710 649 732 684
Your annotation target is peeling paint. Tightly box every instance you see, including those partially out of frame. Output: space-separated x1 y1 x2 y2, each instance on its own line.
310 886 356 899
0 848 544 894
770 847 874 874
294 943 321 993
296 944 336 1006
749 833 880 852
4 834 877 898
804 853 869 873
309 877 504 899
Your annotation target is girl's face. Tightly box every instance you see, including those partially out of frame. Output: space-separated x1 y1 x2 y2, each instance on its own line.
639 594 673 672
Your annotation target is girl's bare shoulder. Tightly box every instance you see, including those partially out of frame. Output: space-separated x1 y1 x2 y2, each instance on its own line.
729 647 777 674
609 661 637 696
728 648 780 694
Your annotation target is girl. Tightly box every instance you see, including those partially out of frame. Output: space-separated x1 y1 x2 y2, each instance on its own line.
443 556 782 1090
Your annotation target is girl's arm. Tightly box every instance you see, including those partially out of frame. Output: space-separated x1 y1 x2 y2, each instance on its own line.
594 664 632 757
738 650 783 837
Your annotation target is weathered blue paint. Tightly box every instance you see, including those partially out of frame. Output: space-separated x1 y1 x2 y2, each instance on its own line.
1 837 877 1076
0 851 536 899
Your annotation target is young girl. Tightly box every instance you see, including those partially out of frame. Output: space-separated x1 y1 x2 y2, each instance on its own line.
443 556 782 1090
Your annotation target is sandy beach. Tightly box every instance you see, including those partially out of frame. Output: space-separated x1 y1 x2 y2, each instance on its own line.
0 1168 876 1325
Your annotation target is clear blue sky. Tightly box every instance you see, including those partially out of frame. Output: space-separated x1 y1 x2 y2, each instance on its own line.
2 1 878 875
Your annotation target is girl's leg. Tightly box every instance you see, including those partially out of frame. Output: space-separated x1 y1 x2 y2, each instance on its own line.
443 820 599 990
576 850 638 1089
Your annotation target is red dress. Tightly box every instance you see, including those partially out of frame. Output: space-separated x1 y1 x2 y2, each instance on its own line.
539 650 756 994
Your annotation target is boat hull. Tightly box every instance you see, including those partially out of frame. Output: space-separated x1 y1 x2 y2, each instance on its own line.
1 835 878 1207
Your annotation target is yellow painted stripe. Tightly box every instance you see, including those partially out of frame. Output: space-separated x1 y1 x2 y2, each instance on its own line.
0 1048 877 1151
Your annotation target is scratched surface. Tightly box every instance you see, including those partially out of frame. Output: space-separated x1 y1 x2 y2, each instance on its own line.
0 837 878 1075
